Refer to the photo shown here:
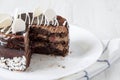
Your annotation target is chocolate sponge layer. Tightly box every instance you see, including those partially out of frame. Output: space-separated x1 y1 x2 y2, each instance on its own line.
29 23 69 57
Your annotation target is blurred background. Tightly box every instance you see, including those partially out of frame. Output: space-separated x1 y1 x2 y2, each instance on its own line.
0 0 120 40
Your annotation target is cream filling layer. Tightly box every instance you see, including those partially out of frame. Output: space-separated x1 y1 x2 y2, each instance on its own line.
33 43 68 51
37 34 68 42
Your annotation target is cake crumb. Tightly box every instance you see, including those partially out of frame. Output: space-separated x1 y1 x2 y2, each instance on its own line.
49 64 54 67
58 65 61 67
62 66 65 68
60 57 65 60
39 58 42 61
58 65 65 69
70 51 72 54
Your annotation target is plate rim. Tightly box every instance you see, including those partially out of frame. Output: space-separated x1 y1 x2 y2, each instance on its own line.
0 24 103 80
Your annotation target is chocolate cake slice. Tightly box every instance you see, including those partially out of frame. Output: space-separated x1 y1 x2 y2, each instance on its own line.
29 15 69 56
0 9 69 71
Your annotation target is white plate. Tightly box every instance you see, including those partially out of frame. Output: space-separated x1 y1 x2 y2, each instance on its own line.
0 24 103 80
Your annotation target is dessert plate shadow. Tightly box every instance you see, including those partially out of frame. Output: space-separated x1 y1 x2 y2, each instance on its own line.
0 24 103 80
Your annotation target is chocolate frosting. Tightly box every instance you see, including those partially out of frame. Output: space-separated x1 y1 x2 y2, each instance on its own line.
0 46 24 58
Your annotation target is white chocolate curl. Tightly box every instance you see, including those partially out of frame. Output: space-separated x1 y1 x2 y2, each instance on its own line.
33 7 43 17
44 9 56 22
11 19 26 33
0 14 12 28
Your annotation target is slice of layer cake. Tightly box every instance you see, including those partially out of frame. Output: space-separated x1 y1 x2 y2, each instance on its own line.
0 9 69 71
29 16 69 56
